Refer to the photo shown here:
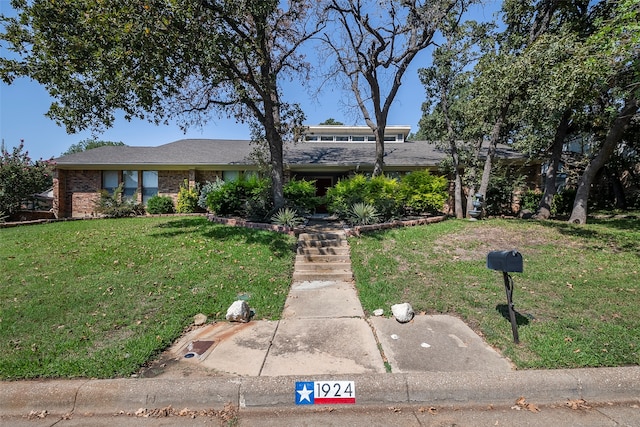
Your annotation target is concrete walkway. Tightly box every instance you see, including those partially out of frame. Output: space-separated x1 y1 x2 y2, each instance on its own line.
156 225 511 377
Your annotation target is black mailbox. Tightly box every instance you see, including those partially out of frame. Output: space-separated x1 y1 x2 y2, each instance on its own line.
487 249 523 344
487 250 523 273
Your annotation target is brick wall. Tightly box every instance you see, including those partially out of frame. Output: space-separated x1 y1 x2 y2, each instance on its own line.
158 170 189 204
196 170 222 184
56 170 101 218
53 168 253 217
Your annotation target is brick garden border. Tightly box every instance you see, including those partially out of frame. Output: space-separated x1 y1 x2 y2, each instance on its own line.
343 215 448 236
207 214 448 237
1 212 448 234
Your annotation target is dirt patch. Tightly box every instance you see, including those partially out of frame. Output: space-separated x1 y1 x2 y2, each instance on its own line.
432 226 556 262
137 350 226 379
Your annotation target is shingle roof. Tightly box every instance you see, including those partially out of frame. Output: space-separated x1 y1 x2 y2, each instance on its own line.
54 139 255 168
54 138 527 169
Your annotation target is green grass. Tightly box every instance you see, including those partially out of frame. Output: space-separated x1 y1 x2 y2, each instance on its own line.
349 217 640 369
2 215 639 378
0 216 296 379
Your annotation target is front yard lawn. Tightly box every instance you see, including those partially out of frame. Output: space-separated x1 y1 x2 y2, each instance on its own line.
0 216 296 379
349 217 640 369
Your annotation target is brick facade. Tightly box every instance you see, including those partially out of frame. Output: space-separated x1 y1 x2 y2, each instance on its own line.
54 168 224 218
158 170 189 205
53 169 102 218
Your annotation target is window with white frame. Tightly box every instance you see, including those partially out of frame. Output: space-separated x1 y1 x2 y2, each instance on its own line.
102 171 119 194
122 170 138 198
102 170 158 203
142 171 158 204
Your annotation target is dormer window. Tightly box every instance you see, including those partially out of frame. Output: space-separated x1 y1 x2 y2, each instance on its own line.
301 125 410 143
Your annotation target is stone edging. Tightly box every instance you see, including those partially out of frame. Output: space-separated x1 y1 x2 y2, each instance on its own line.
344 215 448 236
207 214 297 235
207 214 449 236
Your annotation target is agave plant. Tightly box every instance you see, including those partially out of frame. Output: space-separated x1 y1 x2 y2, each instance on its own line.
349 202 380 225
271 207 303 227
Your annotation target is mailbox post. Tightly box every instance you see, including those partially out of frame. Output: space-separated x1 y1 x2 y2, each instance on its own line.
487 250 523 344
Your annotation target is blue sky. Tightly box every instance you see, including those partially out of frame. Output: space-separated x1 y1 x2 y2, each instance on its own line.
1 1 500 161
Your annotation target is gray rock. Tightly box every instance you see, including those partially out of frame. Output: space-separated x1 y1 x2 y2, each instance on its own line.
226 300 251 323
391 303 414 323
373 308 384 316
193 313 207 326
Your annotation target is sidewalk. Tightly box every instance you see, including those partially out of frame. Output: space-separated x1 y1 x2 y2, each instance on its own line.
1 221 639 424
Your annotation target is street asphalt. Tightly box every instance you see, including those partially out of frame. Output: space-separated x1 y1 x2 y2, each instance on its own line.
1 227 639 425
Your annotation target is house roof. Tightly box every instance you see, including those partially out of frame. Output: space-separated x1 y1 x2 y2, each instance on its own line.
54 138 528 171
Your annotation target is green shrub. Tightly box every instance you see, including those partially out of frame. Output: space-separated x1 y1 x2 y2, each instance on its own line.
520 190 542 212
94 184 145 218
554 187 576 216
368 175 402 220
176 180 200 213
326 174 401 221
198 179 224 211
519 188 575 217
284 178 319 215
326 174 369 219
349 202 380 225
271 207 303 227
242 175 272 220
206 175 272 220
485 169 526 216
398 170 448 215
146 195 175 214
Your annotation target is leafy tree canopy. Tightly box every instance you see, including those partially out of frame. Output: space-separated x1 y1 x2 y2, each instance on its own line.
0 141 53 215
61 139 126 156
1 0 321 208
319 118 344 125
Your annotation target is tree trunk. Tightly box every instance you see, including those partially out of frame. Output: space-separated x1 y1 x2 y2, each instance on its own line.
440 85 464 219
569 97 638 224
452 151 464 219
609 168 627 209
267 131 286 210
478 102 510 199
372 126 385 177
263 82 286 210
465 139 483 218
535 109 572 219
465 183 475 217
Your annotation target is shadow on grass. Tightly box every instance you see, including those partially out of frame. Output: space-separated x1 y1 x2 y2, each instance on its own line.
495 304 530 327
151 217 296 257
537 218 640 256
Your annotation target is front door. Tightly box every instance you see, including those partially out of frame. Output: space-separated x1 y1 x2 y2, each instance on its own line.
314 177 333 213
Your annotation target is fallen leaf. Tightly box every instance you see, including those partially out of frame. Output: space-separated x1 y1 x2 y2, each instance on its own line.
566 399 591 410
514 396 540 412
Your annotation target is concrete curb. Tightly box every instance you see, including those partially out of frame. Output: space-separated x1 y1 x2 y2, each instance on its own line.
2 367 639 416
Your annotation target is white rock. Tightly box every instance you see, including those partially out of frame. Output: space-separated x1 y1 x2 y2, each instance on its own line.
373 308 384 316
391 302 414 323
193 313 207 326
226 300 251 323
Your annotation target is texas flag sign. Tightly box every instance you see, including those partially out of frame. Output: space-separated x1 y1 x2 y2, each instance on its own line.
295 381 356 405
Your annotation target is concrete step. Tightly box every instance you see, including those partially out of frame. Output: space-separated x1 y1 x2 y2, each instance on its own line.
294 261 352 272
296 254 351 263
298 232 344 241
298 239 348 248
292 271 354 282
296 246 350 256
